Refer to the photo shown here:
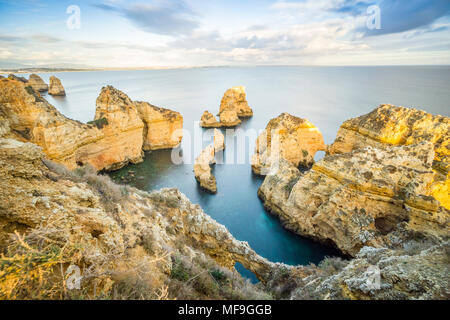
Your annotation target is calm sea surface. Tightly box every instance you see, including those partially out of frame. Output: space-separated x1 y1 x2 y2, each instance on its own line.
28 66 450 281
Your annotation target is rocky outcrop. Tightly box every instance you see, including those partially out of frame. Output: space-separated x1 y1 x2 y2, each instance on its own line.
199 87 252 128
8 74 27 83
0 136 281 295
214 129 225 152
219 86 253 118
48 76 65 96
281 241 449 300
259 142 449 256
252 113 326 175
219 109 241 127
28 74 48 92
328 105 450 209
135 101 183 150
0 78 143 170
200 111 221 128
194 145 217 193
0 79 184 171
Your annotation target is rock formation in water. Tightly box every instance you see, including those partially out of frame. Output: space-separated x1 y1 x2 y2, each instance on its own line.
194 145 217 193
328 104 449 209
199 87 253 128
259 142 449 256
200 111 221 128
0 78 183 171
28 74 48 92
8 74 28 83
252 113 326 175
219 86 253 118
135 101 183 150
48 76 66 96
214 129 225 152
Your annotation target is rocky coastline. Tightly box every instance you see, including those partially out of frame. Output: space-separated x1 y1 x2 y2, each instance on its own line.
0 77 448 300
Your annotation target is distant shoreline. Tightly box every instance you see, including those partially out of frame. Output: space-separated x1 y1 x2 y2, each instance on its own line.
2 64 449 74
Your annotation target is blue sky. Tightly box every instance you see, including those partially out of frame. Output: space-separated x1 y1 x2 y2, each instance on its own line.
1 0 450 67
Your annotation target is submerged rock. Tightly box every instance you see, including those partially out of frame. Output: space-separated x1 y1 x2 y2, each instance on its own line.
259 142 449 256
28 74 48 92
48 76 66 96
328 104 450 209
194 145 217 193
200 110 221 128
135 101 183 150
252 113 326 175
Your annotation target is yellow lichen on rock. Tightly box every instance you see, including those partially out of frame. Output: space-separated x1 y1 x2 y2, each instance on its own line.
258 142 449 256
328 104 450 209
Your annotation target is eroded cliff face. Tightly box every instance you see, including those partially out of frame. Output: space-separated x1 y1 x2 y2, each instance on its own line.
328 105 450 209
259 142 449 256
252 113 326 175
0 79 144 171
0 135 282 299
135 101 183 150
219 86 253 118
0 79 183 171
48 76 65 96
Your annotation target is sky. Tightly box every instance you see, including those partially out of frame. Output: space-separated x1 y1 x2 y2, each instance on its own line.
1 0 450 68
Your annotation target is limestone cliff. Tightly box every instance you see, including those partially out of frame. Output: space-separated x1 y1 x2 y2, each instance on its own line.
252 113 326 175
219 86 253 118
0 79 144 171
48 76 66 96
328 105 449 209
28 74 48 92
0 135 281 299
0 79 184 171
259 142 449 256
135 101 183 150
194 145 217 194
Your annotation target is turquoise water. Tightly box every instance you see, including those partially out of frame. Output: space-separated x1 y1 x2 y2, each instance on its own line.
29 66 450 281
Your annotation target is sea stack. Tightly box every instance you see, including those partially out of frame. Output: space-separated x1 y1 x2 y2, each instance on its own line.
251 113 326 175
194 145 217 193
28 74 48 92
48 76 66 96
219 86 253 118
213 129 225 152
328 104 450 209
200 111 221 128
199 86 253 128
258 141 448 256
